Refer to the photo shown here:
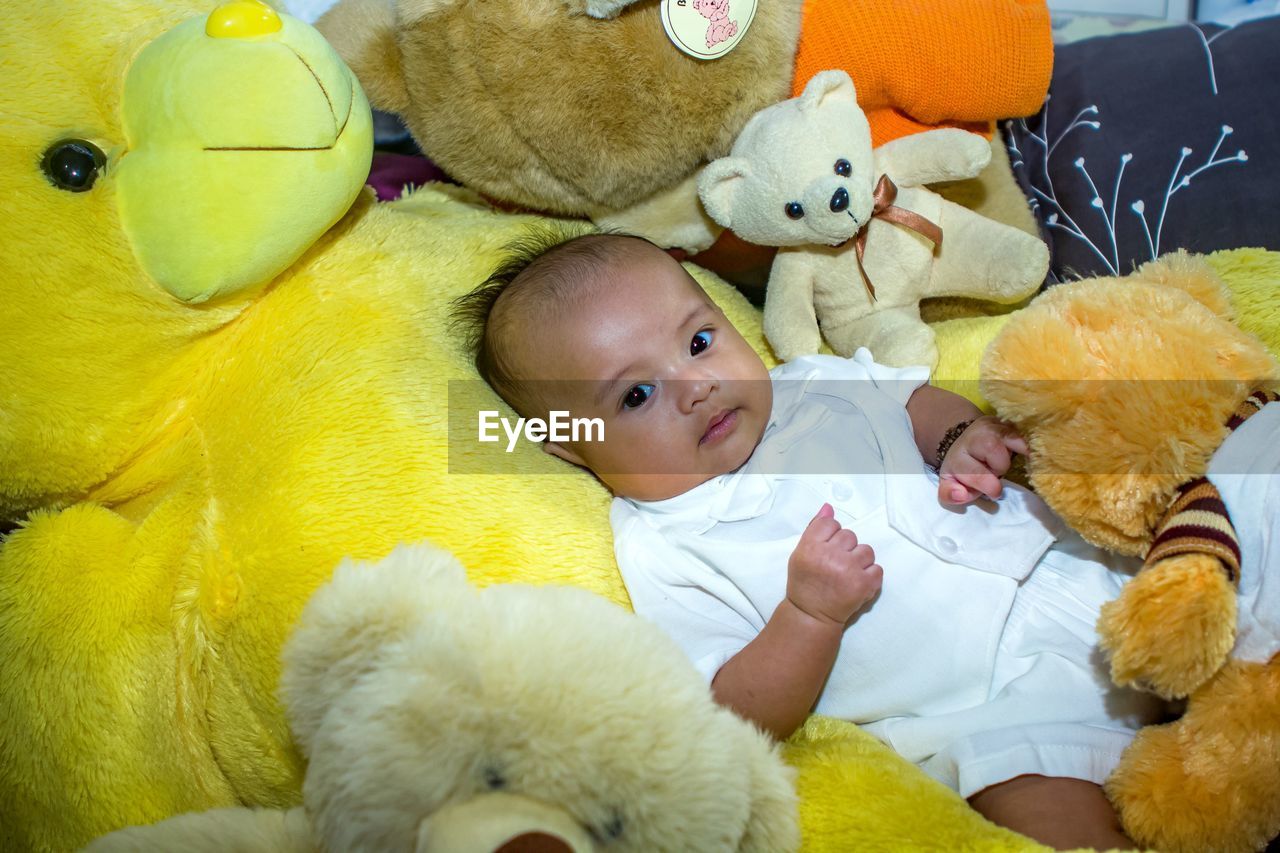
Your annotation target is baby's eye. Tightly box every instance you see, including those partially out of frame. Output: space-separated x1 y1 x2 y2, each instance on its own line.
623 383 654 409
690 330 713 355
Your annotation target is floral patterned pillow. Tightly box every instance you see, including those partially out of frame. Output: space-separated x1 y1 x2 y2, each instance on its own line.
1003 16 1280 281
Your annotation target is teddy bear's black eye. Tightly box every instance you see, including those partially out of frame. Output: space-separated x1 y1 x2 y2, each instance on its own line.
589 812 625 843
834 158 852 177
784 201 805 220
41 139 106 192
482 766 506 789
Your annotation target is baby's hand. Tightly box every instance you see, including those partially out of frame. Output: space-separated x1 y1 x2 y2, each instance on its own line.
786 504 883 628
938 416 1027 505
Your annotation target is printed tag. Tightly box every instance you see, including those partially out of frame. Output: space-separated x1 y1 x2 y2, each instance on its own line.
661 0 756 61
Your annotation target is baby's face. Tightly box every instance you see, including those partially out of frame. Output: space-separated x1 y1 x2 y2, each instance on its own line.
525 243 772 501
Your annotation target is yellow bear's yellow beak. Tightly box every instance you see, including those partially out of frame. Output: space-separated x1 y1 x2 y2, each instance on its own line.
114 6 371 304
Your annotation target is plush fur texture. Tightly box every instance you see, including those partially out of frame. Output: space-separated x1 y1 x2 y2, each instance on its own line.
0 3 1059 850
89 545 800 852
1105 658 1280 853
982 253 1277 556
8 3 1277 851
317 0 803 220
316 0 1052 246
981 252 1280 853
699 71 1048 368
87 808 318 853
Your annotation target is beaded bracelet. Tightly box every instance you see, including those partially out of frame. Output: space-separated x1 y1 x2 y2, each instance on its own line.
934 418 976 470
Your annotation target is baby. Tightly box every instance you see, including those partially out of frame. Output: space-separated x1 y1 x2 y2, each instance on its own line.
453 231 1162 850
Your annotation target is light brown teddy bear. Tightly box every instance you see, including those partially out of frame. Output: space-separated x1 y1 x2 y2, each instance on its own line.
315 0 1051 252
980 252 1280 853
317 0 802 240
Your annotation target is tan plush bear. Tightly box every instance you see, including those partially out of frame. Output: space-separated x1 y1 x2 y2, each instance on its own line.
699 71 1049 369
86 545 799 853
316 0 800 250
980 252 1280 853
315 0 1052 254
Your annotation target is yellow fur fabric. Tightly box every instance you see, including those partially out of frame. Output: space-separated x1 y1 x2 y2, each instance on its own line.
2 3 1274 851
0 171 1041 851
927 247 1280 408
0 4 1041 846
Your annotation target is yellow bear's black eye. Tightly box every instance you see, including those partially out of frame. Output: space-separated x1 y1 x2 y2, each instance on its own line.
835 158 852 177
41 139 106 192
784 201 805 220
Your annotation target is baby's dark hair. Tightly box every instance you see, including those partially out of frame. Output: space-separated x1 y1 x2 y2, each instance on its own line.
451 227 653 418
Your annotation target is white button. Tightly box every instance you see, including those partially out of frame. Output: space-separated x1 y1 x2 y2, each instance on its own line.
938 536 959 556
832 483 854 502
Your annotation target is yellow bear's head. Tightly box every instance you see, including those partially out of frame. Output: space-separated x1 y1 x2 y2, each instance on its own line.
0 0 370 517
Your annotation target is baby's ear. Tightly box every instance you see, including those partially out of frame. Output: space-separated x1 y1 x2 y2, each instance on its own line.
544 441 586 467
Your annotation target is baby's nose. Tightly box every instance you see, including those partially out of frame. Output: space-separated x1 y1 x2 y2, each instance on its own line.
677 374 717 411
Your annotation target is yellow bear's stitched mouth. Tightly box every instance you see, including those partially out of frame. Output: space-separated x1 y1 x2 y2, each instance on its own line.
203 49 355 153
113 7 372 304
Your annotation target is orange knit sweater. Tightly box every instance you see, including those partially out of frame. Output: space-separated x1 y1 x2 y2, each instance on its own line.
790 0 1054 146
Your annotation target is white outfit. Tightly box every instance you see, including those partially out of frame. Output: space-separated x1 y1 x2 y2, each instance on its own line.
1207 401 1280 665
612 350 1164 796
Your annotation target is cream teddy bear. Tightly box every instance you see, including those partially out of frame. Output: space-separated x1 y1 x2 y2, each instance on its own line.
699 70 1049 369
86 545 799 853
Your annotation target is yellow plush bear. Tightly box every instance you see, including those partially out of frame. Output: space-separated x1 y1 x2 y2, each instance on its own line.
0 1 1044 850
10 2 1279 851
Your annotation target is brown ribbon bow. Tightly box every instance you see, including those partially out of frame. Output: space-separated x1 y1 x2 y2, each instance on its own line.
853 174 944 301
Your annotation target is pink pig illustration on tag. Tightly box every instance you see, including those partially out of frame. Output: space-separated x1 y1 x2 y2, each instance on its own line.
693 0 738 48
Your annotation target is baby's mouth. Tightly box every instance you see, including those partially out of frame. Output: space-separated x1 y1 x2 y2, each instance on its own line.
701 409 738 446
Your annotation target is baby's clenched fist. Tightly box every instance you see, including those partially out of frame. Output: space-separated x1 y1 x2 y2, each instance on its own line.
786 503 883 628
938 416 1027 505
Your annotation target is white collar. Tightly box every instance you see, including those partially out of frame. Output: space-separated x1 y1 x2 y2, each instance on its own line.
619 369 805 532
622 462 782 534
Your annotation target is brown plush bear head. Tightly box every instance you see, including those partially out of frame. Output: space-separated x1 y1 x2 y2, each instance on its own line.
317 0 802 218
980 252 1279 556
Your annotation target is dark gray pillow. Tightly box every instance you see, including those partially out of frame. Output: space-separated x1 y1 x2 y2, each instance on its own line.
1003 16 1280 281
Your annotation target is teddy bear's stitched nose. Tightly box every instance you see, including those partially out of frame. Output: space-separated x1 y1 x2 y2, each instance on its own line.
206 0 281 38
830 186 850 213
494 831 576 853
